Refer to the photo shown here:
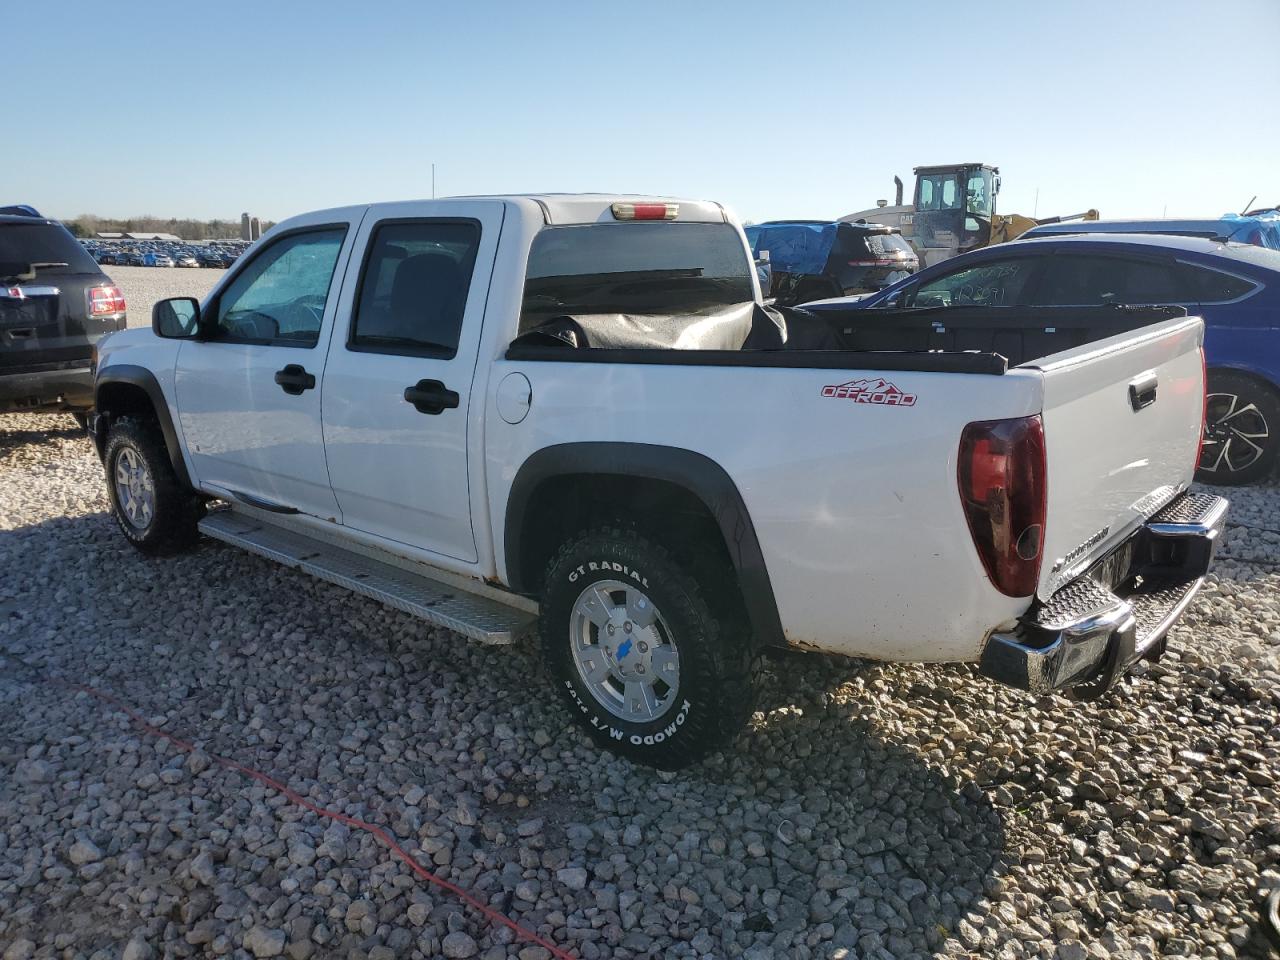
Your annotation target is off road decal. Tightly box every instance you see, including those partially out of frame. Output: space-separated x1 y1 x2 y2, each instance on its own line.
568 561 650 588
564 680 691 746
821 377 917 407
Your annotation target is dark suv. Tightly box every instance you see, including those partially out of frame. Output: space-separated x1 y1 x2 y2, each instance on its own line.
1 214 126 416
745 220 918 306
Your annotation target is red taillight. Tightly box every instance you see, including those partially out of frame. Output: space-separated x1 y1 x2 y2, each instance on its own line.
958 415 1047 597
89 285 126 316
1196 346 1207 469
611 202 679 221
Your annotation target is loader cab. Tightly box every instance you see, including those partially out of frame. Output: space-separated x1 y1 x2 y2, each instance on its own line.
912 164 1000 259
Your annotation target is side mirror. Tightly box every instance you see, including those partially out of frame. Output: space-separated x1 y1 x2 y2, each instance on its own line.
755 250 773 297
153 297 201 339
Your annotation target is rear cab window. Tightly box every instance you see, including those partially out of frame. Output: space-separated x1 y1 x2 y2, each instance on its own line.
519 222 754 335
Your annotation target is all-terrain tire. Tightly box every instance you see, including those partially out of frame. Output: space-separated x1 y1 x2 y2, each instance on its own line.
103 416 203 555
1196 370 1280 486
540 524 761 770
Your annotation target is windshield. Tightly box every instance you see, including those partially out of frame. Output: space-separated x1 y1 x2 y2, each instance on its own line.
521 222 753 330
0 222 101 275
917 174 961 211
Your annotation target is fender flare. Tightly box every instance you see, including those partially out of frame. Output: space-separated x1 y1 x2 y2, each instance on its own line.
94 364 193 489
505 442 784 646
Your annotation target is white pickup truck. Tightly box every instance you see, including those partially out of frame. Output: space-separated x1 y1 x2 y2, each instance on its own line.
89 194 1227 768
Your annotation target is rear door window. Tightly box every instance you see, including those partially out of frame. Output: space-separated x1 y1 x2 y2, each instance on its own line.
1031 255 1188 305
1118 259 1185 302
350 220 481 358
520 222 753 332
907 258 1039 307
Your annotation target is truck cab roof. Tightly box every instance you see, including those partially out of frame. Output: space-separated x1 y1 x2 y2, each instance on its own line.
280 195 731 231
454 194 732 225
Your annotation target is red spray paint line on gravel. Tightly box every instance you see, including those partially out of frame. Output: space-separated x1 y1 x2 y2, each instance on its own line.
55 679 577 960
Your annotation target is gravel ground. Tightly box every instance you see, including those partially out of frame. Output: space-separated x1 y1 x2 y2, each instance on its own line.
103 266 225 330
0 413 1278 960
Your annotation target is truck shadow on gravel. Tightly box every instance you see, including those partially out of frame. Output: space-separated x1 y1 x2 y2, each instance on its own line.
0 417 83 462
0 511 1011 958
672 651 1010 955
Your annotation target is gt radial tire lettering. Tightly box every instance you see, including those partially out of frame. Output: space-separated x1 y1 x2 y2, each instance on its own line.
567 561 649 588
563 680 691 746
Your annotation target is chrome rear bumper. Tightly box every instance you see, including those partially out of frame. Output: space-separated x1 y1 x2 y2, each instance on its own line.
978 492 1228 697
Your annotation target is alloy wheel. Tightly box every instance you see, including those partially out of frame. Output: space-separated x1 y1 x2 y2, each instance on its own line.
1200 391 1270 476
113 446 156 529
569 579 681 722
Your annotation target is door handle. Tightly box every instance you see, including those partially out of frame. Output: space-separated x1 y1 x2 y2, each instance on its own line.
1128 371 1158 412
404 378 459 415
274 364 316 395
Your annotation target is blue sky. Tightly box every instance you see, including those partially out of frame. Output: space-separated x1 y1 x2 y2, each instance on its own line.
10 0 1279 224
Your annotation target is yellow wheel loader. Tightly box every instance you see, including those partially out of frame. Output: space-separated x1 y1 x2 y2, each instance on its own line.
842 163 1098 268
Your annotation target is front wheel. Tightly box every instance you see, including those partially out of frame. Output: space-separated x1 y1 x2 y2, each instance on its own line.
540 526 760 770
1196 371 1280 485
103 417 203 554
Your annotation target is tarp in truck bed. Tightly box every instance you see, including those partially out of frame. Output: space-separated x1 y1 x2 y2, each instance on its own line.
506 302 1187 376
808 304 1189 368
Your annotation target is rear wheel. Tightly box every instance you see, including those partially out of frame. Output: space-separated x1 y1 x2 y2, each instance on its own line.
540 525 760 769
1196 370 1280 485
104 417 203 554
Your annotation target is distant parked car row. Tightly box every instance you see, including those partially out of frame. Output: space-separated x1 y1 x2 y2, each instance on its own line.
84 239 248 269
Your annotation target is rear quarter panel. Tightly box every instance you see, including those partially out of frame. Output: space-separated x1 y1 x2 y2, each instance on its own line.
1201 293 1280 389
486 360 1042 662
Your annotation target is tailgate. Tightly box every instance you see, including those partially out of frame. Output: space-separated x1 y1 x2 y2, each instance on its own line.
1027 316 1204 599
0 274 106 370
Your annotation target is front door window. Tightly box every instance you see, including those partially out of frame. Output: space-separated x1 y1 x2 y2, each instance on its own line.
908 258 1038 307
212 228 346 345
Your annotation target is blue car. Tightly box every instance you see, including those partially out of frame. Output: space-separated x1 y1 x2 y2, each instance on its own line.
1020 210 1280 251
803 233 1280 484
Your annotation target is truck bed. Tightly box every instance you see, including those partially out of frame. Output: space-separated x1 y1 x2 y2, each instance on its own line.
507 303 1187 373
494 305 1205 657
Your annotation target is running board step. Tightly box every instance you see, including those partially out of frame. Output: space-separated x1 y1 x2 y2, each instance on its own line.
198 510 536 644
